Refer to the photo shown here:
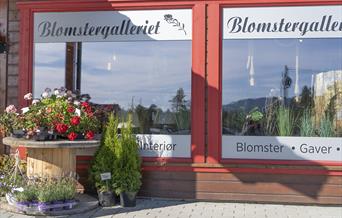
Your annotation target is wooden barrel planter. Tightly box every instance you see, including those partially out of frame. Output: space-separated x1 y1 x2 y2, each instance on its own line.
2 137 100 178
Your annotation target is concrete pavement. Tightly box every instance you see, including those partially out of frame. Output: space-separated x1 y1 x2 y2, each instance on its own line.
0 198 341 218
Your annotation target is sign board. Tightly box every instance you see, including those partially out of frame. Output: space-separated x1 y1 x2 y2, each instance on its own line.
136 134 191 158
100 172 111 181
222 136 342 162
34 9 192 43
223 6 342 39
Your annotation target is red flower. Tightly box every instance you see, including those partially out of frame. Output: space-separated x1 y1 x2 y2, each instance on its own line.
85 131 95 140
81 102 90 108
67 106 75 113
55 123 68 134
70 116 80 126
67 132 78 141
85 106 92 113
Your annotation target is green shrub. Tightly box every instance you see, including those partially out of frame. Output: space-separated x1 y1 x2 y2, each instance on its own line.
113 115 141 194
89 114 118 192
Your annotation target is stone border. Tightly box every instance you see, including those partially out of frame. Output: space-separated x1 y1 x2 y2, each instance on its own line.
0 194 99 216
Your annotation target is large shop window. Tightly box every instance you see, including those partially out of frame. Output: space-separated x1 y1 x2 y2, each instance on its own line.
33 9 193 158
222 6 342 162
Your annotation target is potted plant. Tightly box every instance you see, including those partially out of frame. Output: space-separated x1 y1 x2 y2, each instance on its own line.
1 87 100 141
90 114 119 207
113 115 142 207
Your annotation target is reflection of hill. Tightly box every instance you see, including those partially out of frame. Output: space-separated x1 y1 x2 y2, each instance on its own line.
223 98 267 112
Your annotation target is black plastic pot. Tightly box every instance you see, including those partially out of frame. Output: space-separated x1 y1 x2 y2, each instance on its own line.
11 129 25 138
98 191 116 207
120 191 137 207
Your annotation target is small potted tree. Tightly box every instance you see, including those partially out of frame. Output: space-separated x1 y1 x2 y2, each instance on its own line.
90 114 118 207
113 115 142 207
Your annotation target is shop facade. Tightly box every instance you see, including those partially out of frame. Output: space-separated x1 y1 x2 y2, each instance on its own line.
0 0 341 204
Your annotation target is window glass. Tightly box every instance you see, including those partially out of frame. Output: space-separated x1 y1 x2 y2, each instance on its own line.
81 41 192 134
222 38 342 137
33 43 66 98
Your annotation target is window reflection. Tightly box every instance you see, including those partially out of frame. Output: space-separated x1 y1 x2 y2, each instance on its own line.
222 39 342 137
81 41 191 134
33 43 66 98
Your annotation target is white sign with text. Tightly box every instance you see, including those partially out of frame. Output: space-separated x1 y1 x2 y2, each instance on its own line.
222 136 342 161
223 6 342 39
136 134 191 158
34 9 192 43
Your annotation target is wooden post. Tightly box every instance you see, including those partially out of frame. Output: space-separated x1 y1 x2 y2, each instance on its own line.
0 0 8 155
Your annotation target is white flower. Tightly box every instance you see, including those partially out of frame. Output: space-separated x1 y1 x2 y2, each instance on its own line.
75 108 81 116
32 99 40 105
41 92 49 98
73 100 80 106
24 93 33 100
5 105 17 113
54 89 60 96
21 107 29 114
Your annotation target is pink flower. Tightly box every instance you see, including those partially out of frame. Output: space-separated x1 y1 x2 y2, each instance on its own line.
24 93 33 100
5 105 17 113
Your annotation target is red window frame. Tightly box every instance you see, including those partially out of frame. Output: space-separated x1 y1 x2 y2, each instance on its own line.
17 0 206 164
207 0 342 166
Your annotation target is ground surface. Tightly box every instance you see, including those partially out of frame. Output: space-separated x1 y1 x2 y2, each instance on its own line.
0 198 341 218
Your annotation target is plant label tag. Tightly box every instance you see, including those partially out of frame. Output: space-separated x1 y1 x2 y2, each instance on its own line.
100 172 111 181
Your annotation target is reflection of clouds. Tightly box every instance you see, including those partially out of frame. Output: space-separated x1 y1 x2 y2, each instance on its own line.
81 41 191 110
34 43 66 65
33 66 65 97
223 38 342 104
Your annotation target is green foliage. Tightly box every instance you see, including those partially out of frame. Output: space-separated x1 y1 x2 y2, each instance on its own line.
89 114 118 192
0 155 26 196
300 109 315 137
248 107 263 122
36 178 77 202
319 116 335 137
14 185 37 202
113 115 141 195
276 106 295 136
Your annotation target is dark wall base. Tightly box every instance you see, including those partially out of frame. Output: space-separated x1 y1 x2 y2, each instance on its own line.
139 171 342 205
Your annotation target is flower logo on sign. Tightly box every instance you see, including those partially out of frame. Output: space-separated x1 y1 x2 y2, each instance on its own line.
164 14 187 35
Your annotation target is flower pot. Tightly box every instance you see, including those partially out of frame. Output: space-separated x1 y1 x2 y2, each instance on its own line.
63 199 76 210
38 202 51 212
16 201 29 210
120 191 137 207
51 200 64 211
98 191 116 207
29 201 39 208
11 129 25 138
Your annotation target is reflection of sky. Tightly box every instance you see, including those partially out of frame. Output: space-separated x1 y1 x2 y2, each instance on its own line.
222 38 342 105
81 41 191 110
33 43 66 97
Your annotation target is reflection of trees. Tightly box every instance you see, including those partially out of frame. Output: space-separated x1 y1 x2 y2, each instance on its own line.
135 104 156 134
169 88 190 131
